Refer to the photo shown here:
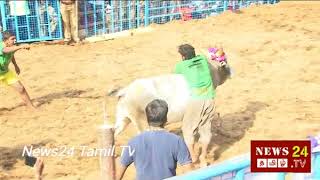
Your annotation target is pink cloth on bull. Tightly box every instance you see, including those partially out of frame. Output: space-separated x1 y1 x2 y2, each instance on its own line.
208 47 227 63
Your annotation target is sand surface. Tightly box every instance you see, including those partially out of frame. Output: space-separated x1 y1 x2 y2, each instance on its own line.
0 1 319 180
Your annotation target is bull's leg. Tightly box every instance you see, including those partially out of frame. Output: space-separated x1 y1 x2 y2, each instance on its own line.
131 120 144 134
130 112 146 134
114 117 131 136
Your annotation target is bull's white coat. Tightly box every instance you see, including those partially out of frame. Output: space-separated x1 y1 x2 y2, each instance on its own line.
111 61 232 135
114 74 192 134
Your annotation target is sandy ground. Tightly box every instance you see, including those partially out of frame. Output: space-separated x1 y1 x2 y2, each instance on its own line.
0 1 319 180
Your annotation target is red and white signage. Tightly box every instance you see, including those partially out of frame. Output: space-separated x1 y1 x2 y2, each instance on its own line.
251 140 311 172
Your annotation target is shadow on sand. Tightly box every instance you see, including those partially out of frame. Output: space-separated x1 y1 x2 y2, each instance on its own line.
0 89 102 113
0 139 55 171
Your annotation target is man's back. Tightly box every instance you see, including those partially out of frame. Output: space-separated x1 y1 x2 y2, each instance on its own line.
121 131 191 180
175 55 215 99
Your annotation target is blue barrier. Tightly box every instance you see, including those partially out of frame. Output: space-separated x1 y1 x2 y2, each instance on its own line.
78 0 149 37
165 153 251 180
78 0 280 39
0 0 62 43
0 0 279 42
165 151 320 180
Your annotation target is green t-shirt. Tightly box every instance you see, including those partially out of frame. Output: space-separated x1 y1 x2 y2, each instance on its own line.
175 55 215 99
0 42 13 75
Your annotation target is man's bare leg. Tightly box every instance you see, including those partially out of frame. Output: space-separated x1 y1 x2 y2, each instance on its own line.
199 143 209 167
199 122 213 167
10 81 36 110
184 133 200 163
187 142 198 163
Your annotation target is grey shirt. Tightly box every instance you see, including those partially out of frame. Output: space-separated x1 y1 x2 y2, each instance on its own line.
121 130 192 180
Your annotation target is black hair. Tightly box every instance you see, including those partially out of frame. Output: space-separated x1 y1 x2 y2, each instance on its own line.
2 31 15 41
145 99 168 127
178 44 196 60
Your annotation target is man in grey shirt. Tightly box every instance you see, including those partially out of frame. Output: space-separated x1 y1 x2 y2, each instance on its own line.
117 99 193 180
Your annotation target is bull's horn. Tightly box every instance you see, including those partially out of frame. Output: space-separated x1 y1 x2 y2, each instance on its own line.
107 86 122 96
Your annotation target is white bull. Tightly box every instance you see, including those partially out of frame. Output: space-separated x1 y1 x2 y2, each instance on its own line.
108 60 232 166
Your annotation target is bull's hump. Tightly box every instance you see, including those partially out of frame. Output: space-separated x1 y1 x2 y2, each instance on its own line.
136 74 188 90
128 74 190 100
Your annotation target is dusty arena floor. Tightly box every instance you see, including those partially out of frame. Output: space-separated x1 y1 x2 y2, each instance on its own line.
1 1 319 180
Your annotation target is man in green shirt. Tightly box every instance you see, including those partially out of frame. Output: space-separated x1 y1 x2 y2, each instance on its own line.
0 31 36 110
175 44 217 167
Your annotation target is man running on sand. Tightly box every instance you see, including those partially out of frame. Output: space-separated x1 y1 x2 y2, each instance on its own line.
174 44 216 166
0 31 36 110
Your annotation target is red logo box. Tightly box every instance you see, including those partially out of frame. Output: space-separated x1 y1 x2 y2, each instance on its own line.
251 140 311 173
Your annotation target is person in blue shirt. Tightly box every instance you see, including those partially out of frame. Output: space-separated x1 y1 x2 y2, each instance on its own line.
117 99 193 180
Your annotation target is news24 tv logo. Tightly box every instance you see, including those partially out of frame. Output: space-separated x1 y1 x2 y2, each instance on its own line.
251 140 311 172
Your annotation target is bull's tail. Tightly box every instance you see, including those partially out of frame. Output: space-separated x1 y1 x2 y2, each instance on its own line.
102 86 125 127
105 86 129 136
